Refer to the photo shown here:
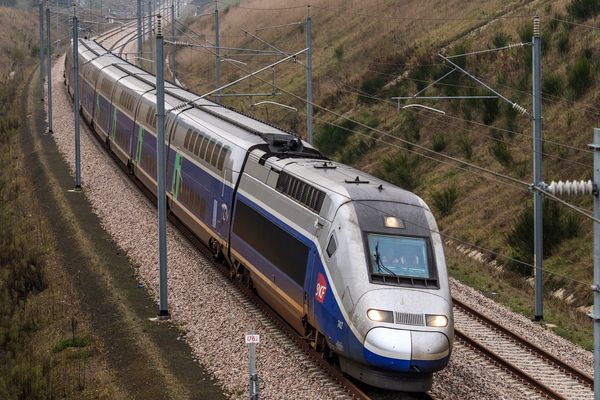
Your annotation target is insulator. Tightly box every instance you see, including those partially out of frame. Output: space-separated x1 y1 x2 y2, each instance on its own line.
507 42 525 49
157 14 162 36
544 180 594 196
533 16 540 37
512 103 528 115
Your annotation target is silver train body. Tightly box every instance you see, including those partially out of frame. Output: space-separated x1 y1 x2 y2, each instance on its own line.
65 36 453 392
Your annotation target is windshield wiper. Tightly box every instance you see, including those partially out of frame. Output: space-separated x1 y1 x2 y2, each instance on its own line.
374 243 398 277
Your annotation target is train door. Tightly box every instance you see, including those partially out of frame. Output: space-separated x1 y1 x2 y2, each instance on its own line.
134 125 143 163
171 152 182 198
304 250 320 329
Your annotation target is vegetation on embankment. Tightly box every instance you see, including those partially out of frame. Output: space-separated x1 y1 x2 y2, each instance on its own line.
178 0 598 349
0 6 127 399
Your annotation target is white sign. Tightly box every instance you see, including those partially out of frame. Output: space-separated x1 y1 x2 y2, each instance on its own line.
245 334 260 344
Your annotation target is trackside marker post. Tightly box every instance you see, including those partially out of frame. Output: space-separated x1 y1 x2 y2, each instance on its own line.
245 332 259 400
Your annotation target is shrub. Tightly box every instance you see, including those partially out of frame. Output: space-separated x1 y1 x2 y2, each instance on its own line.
542 74 565 96
492 32 511 48
504 103 518 135
567 55 593 99
567 0 600 20
339 136 375 164
430 184 459 216
517 22 533 42
408 67 429 91
403 113 421 143
381 153 418 190
334 46 344 60
53 336 91 353
314 120 356 156
456 133 474 159
557 30 570 54
548 16 560 31
489 140 512 167
482 97 500 125
360 75 386 100
432 133 447 152
506 201 580 275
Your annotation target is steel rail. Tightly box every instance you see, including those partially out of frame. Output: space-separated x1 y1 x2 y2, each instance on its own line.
453 297 593 388
454 297 593 399
454 328 565 399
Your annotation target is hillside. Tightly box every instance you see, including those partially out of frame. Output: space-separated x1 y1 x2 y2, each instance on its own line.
175 0 598 348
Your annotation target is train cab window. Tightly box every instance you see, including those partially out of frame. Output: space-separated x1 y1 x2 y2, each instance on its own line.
367 233 434 281
326 235 337 258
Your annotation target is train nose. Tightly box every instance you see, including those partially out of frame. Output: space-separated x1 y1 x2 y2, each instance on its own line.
363 327 450 372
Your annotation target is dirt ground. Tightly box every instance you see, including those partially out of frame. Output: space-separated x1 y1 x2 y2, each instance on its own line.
21 67 226 400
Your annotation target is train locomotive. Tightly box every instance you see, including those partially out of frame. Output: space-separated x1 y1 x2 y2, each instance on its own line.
65 35 454 392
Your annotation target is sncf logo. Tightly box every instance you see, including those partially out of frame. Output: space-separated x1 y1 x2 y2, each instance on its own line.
315 272 327 304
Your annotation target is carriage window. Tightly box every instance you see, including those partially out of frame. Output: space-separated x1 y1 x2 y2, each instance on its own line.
193 133 203 155
367 234 432 279
184 128 192 149
326 235 337 258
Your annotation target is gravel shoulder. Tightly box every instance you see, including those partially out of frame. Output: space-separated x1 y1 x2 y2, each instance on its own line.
26 62 225 400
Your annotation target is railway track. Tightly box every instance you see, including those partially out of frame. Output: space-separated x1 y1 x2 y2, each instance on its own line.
453 298 593 399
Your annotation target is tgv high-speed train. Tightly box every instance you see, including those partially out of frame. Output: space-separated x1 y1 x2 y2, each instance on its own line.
65 35 453 392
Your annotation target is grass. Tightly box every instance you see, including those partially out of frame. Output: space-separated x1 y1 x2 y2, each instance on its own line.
0 7 130 399
54 337 92 353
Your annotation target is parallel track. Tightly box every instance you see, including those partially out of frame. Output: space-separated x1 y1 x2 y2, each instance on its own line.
453 298 593 399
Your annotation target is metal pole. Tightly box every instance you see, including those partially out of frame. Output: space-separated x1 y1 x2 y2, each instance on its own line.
532 16 543 321
592 127 600 400
39 1 45 102
306 7 313 144
248 332 259 400
148 1 153 72
156 14 169 319
55 0 59 51
214 4 220 104
73 6 81 189
171 2 176 82
137 0 142 67
46 4 53 133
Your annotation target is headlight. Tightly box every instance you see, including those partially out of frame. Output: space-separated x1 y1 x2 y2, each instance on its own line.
367 309 394 323
426 314 448 327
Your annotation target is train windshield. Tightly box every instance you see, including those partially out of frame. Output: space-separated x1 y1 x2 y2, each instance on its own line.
367 233 432 279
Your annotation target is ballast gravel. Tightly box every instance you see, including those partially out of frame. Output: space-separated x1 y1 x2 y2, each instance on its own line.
48 55 592 399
